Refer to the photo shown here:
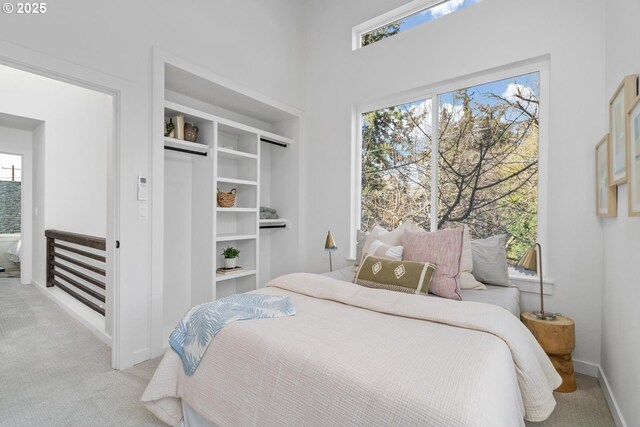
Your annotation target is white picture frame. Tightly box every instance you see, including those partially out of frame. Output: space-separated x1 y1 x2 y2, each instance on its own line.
628 96 640 216
596 135 617 217
609 75 638 186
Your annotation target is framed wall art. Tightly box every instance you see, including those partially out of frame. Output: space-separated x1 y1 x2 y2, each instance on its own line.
628 96 640 216
596 134 617 217
609 75 638 185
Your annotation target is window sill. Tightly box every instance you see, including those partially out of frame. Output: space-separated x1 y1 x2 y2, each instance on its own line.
0 233 20 242
508 268 554 295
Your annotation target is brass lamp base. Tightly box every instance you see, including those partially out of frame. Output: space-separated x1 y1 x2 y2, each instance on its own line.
531 311 557 321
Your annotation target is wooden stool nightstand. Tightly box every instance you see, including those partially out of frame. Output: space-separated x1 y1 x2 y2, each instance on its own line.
521 311 576 393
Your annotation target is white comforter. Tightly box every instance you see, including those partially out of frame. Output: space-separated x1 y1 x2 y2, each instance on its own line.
142 273 561 426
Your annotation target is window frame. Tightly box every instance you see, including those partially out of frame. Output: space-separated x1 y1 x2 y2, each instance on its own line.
353 0 474 50
351 59 550 274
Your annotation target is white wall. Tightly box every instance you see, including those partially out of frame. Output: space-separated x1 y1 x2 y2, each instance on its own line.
601 1 640 425
0 65 110 285
0 0 305 368
300 0 607 366
0 124 34 283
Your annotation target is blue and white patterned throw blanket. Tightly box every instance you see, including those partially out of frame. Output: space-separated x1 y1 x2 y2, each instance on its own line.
169 294 295 375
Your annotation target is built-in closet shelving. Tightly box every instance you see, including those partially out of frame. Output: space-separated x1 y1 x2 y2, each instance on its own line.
153 55 301 350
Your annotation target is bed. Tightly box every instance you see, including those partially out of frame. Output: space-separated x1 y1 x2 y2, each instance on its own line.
324 265 521 316
142 273 559 427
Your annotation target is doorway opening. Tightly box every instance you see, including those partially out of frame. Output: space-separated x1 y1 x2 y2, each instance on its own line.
0 152 22 278
0 62 117 357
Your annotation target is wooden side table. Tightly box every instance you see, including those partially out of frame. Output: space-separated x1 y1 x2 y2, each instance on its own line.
520 311 576 393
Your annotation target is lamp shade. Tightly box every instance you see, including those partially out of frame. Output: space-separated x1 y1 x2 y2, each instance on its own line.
324 230 337 252
517 245 538 273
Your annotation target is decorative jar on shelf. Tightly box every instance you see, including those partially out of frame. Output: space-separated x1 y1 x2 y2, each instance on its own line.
184 123 199 142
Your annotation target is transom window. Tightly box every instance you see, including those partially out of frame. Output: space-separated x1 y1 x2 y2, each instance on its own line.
355 0 482 49
360 72 540 264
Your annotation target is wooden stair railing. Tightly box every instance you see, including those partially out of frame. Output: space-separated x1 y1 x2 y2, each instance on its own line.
45 230 107 316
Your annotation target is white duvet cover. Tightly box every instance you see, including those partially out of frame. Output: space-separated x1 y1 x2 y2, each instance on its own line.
142 273 560 427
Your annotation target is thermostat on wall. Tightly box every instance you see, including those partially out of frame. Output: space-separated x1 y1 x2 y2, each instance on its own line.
138 176 148 201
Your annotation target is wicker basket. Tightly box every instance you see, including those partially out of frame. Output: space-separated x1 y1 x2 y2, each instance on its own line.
217 188 237 207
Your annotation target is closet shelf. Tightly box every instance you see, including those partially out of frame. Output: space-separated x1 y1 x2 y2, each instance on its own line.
165 100 293 147
216 234 257 242
164 137 209 156
217 207 258 213
216 269 257 282
217 177 257 186
217 147 258 160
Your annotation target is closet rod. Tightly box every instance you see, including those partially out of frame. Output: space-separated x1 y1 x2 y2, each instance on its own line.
164 146 208 156
260 137 287 148
259 224 287 229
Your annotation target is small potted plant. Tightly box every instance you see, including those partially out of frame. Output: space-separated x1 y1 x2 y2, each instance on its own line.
164 118 175 138
222 246 240 269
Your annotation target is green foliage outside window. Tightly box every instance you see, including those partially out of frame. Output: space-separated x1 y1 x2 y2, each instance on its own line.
361 73 539 264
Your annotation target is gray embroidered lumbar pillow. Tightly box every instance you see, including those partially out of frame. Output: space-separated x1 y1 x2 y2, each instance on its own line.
354 255 436 296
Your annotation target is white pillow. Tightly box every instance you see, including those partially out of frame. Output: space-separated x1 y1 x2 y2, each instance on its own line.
360 220 421 264
355 230 368 266
360 225 389 264
378 219 424 246
367 239 403 260
460 226 486 290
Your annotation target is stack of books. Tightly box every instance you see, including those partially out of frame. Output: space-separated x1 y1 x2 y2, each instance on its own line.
216 266 243 275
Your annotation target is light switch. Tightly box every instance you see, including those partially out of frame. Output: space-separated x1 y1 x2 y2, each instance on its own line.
138 204 149 219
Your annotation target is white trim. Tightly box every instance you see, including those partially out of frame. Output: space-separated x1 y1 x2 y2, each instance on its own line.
0 233 20 242
509 269 554 295
0 41 124 369
599 366 628 427
352 0 447 50
573 358 599 377
430 96 439 232
351 56 550 270
31 280 111 347
350 108 361 259
151 48 165 359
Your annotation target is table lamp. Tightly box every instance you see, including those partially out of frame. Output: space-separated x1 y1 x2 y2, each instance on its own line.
517 243 556 320
324 230 337 272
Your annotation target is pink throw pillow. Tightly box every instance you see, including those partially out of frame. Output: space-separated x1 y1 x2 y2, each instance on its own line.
402 228 464 300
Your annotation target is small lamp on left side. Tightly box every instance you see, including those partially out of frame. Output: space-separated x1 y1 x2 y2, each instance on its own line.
324 230 338 272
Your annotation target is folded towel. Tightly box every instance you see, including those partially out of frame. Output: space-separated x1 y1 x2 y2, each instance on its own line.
260 206 278 214
260 212 280 219
169 294 295 375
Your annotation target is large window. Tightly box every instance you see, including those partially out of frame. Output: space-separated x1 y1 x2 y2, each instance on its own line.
360 72 539 263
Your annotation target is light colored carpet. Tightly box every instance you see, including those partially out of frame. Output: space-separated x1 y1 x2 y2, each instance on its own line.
526 373 615 427
0 278 165 426
0 278 616 426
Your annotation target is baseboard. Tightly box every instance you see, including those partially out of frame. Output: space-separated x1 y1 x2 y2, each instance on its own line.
31 280 112 347
573 358 598 377
598 366 628 427
132 347 151 365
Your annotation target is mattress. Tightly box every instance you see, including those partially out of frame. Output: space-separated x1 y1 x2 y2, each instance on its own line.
323 265 521 316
